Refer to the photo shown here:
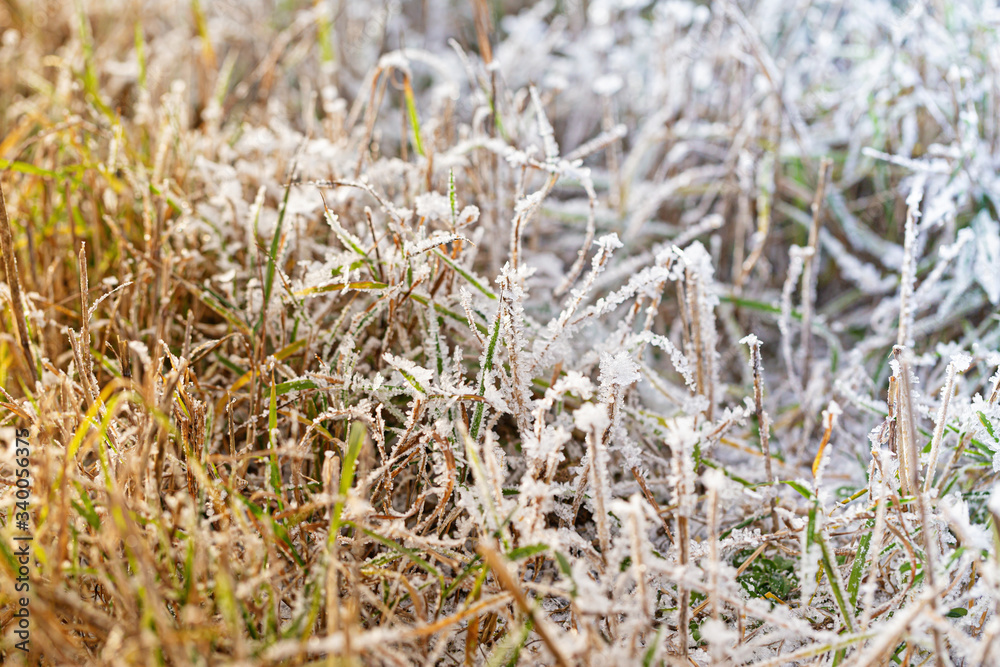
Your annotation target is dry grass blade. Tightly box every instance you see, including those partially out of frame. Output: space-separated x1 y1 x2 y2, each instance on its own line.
2 2 998 666
477 543 571 667
799 157 831 387
0 180 37 384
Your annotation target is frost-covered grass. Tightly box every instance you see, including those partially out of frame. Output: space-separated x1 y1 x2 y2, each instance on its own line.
1 0 999 664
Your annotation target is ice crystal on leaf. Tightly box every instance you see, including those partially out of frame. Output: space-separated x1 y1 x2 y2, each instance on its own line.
598 350 640 391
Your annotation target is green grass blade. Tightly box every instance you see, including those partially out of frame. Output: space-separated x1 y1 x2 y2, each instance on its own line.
470 302 503 440
848 519 874 607
258 179 294 333
403 76 425 157
433 249 496 299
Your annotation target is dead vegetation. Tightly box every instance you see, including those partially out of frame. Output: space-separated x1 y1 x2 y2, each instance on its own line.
1 1 1000 665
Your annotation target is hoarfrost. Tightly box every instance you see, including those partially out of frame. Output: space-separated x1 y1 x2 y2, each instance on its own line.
574 402 611 434
414 192 451 221
972 211 1000 304
598 350 640 389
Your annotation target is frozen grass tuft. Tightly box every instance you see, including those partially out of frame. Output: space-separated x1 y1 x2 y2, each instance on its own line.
1 0 1000 665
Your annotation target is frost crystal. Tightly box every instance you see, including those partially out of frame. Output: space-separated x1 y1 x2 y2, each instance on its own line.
574 402 611 434
415 192 452 221
599 350 640 388
972 211 1000 304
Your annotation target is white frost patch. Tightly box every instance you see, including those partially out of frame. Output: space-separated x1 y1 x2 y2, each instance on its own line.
456 205 480 227
599 350 641 388
574 402 610 434
483 383 511 414
514 189 547 215
407 231 466 256
128 340 152 367
972 211 1000 304
382 352 434 395
949 350 973 373
592 73 623 96
415 192 451 221
550 371 595 400
941 493 991 551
